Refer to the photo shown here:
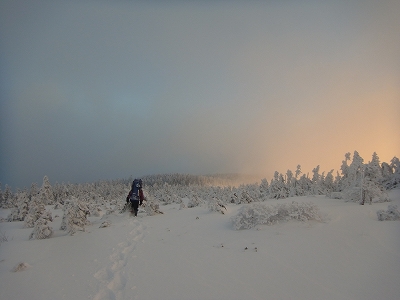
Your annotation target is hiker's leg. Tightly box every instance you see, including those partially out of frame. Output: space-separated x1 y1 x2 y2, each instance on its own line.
133 200 139 216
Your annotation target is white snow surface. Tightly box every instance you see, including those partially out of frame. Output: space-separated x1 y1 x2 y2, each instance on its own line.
1 190 399 300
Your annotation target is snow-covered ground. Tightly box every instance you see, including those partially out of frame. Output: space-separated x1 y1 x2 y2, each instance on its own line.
1 189 399 300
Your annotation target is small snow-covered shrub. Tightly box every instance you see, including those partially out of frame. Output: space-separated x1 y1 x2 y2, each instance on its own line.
329 192 343 199
187 195 202 208
24 203 52 228
29 217 53 240
343 187 362 202
143 199 163 216
377 204 400 221
208 197 227 214
60 198 90 235
88 204 102 217
231 201 324 230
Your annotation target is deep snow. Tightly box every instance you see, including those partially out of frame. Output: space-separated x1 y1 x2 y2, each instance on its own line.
1 190 399 300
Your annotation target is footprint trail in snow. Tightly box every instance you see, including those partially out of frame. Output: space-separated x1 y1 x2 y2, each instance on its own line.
93 218 145 300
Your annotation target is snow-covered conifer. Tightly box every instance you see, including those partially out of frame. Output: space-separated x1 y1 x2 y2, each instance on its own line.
187 194 202 208
0 183 4 208
29 216 53 239
388 157 400 189
208 197 227 214
360 153 389 204
2 184 13 208
7 192 29 222
268 172 288 199
311 165 322 195
259 178 269 199
323 170 335 195
39 176 55 205
60 198 90 235
29 183 38 201
24 200 52 228
295 165 302 179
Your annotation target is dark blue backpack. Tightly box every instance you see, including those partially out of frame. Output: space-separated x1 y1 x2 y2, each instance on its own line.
130 179 142 201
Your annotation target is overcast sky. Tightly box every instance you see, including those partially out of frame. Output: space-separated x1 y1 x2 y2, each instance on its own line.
1 0 399 189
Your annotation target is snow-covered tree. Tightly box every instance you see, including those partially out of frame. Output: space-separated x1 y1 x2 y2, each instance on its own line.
39 176 55 205
29 216 53 240
286 170 296 197
60 198 90 235
208 196 227 214
387 157 400 189
323 170 335 195
311 165 322 195
2 184 13 208
7 192 29 222
24 199 52 228
295 165 302 179
268 172 288 199
0 183 4 208
360 153 388 204
259 178 269 199
29 183 38 201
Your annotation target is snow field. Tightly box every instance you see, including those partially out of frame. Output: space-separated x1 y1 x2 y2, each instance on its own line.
0 190 399 300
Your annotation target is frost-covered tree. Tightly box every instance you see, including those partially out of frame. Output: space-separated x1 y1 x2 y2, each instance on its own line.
381 162 393 188
387 157 400 189
29 183 38 201
60 198 90 235
268 172 288 199
339 152 351 190
295 165 302 179
29 216 53 239
360 153 388 204
7 192 30 222
348 151 364 187
323 170 335 195
311 165 323 195
24 199 52 228
2 184 13 208
286 170 296 197
208 196 227 214
39 176 55 205
0 183 4 208
259 178 269 199
296 174 312 196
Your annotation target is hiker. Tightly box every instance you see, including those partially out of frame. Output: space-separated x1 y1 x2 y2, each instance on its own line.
126 179 144 216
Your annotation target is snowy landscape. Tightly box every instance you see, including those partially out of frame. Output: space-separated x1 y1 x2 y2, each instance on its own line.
1 151 400 300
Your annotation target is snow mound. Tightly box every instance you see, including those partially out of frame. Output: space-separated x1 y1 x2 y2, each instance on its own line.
231 201 325 230
377 204 400 221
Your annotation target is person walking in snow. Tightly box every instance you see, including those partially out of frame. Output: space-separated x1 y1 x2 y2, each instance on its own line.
126 179 144 216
